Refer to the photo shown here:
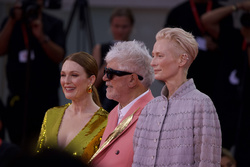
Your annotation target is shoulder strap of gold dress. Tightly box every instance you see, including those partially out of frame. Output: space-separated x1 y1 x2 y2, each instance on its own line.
88 107 140 163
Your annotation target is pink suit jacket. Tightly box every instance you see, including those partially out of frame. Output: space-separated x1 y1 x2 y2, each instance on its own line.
90 90 154 167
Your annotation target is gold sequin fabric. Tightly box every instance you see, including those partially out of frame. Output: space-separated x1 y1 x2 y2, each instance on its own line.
36 103 108 163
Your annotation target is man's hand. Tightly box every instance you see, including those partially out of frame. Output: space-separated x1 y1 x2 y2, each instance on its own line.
237 1 250 11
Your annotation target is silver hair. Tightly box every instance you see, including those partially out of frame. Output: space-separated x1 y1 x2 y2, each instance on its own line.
105 40 154 88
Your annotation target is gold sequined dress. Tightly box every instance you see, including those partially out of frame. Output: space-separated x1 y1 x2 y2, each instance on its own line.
36 103 108 162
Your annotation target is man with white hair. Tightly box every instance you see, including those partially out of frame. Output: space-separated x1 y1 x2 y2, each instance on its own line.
89 40 154 167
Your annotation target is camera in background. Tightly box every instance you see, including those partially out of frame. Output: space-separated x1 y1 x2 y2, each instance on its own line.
21 0 40 23
9 0 62 24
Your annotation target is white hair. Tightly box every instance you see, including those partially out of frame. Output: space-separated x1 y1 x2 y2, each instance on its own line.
105 40 154 88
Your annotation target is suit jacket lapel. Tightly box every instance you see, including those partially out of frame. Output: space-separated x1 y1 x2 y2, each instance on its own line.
99 105 119 146
93 90 154 159
108 90 153 144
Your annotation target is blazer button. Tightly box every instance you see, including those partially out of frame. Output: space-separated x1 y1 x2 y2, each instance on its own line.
115 150 120 155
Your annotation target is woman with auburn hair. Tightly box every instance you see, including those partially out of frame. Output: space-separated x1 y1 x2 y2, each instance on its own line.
36 52 108 163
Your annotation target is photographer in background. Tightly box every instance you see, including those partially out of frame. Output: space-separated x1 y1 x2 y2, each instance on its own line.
202 1 250 166
0 0 65 152
163 0 223 102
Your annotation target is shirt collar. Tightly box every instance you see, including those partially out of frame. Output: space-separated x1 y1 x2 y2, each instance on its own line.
117 89 149 124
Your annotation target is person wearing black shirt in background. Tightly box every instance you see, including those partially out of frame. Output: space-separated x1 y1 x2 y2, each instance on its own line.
202 1 250 166
164 0 223 101
92 8 134 112
0 0 65 151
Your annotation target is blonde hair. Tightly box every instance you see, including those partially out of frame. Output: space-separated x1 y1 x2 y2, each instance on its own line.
155 28 198 61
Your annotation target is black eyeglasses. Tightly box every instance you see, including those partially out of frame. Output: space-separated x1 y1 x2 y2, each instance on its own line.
104 67 143 80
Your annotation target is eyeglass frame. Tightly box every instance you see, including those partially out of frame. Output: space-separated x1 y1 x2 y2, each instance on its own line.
104 67 143 80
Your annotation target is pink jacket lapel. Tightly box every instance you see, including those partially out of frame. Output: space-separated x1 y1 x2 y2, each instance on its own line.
100 90 154 148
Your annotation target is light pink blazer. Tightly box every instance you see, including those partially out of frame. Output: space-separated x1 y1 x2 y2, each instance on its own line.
90 90 154 167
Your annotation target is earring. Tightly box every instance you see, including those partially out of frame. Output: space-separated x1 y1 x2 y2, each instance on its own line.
87 84 93 93
183 54 189 60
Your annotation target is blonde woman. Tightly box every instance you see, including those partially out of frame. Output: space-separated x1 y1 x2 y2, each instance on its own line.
133 28 221 167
